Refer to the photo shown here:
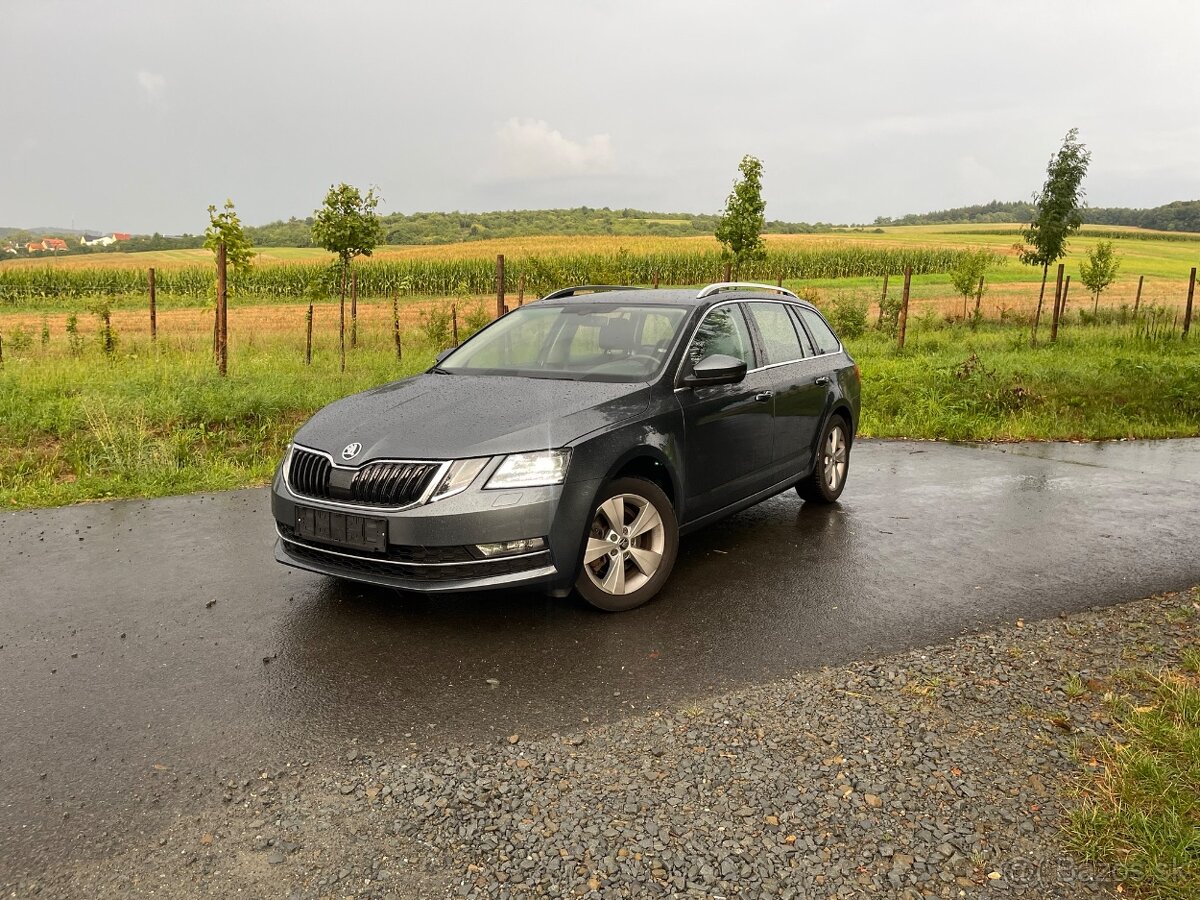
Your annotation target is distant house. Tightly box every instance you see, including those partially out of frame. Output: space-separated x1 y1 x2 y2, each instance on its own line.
1 242 17 255
80 232 132 247
26 241 42 253
42 238 69 252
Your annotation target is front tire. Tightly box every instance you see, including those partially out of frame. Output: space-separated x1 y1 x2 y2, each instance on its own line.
797 415 850 504
575 477 679 612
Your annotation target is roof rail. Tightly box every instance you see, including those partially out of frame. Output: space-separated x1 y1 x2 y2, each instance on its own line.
540 285 642 301
696 282 798 300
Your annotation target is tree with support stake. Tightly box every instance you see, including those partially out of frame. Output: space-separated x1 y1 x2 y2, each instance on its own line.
203 200 253 376
311 183 383 373
1018 128 1090 345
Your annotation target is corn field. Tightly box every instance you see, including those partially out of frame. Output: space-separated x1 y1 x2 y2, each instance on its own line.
0 245 996 305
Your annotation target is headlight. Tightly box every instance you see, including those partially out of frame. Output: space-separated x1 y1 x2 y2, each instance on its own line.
485 449 570 489
428 457 489 502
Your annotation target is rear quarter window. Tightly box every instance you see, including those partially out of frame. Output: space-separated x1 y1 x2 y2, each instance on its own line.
798 307 841 355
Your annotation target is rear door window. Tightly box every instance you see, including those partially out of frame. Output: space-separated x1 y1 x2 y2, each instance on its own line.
797 307 841 355
746 302 805 365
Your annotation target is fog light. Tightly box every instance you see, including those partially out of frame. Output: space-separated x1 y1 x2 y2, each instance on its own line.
476 537 547 558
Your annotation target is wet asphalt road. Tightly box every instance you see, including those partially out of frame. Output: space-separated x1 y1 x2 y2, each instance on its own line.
2 438 1199 878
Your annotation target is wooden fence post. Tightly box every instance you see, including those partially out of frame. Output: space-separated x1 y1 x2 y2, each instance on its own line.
653 271 659 289
776 273 783 288
305 303 313 365
518 274 526 306
877 273 889 328
973 274 984 322
1134 275 1144 315
216 242 228 376
350 270 358 349
897 267 912 349
1049 263 1065 342
495 254 506 318
148 267 157 342
452 304 459 346
1060 275 1071 317
339 267 346 373
723 261 732 283
1184 266 1196 339
392 293 402 360
1031 263 1049 344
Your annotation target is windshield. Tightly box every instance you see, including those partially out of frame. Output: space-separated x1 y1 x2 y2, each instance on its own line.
437 303 689 382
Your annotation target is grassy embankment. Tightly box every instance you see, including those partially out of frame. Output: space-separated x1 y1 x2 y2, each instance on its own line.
1 300 1196 509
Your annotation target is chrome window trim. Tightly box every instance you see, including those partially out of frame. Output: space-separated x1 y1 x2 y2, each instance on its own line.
276 524 550 567
282 443 452 513
672 298 843 389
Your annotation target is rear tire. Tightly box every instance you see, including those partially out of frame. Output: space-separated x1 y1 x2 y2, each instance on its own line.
797 415 850 504
575 477 679 612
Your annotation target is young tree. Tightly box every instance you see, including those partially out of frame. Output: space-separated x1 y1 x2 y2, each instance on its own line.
311 183 384 269
1078 240 1121 315
204 200 253 372
1019 128 1091 342
203 199 254 277
311 184 383 371
715 155 767 277
949 249 991 319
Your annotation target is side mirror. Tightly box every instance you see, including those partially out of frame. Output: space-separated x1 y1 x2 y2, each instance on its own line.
682 353 747 387
434 348 454 364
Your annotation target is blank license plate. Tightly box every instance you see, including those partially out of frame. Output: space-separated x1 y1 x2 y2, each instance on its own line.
295 506 388 553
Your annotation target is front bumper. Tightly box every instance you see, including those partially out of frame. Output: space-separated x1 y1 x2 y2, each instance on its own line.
271 467 600 595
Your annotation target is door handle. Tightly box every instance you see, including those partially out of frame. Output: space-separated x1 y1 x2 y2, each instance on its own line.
813 376 831 386
754 391 774 402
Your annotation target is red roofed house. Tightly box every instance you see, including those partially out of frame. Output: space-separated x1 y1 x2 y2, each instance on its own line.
42 238 69 252
112 233 131 241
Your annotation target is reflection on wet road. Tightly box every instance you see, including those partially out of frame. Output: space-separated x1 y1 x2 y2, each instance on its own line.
2 439 1198 874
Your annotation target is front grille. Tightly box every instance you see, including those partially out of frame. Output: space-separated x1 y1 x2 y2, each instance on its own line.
350 461 441 507
289 447 333 500
281 540 550 583
286 447 441 508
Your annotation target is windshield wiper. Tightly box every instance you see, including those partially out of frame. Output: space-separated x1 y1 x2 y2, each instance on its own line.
428 365 452 375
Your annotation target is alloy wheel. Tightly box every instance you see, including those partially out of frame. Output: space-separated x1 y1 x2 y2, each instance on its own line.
824 424 848 491
583 493 666 595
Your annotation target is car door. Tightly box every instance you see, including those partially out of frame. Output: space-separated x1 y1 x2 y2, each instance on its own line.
743 301 829 480
676 303 776 521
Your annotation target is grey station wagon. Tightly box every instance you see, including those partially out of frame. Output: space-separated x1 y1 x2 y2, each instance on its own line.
272 283 861 611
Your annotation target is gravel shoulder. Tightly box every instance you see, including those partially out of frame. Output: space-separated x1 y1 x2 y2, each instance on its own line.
8 587 1198 899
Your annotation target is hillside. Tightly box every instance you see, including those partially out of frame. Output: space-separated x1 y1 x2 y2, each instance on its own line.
875 199 1200 232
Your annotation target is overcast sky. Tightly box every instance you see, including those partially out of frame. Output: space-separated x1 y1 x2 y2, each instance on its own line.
3 1 1198 234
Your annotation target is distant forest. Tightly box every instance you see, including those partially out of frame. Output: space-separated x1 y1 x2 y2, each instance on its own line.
874 199 1200 232
4 199 1198 259
245 208 839 247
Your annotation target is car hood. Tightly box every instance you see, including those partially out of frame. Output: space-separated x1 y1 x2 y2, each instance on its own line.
293 373 650 461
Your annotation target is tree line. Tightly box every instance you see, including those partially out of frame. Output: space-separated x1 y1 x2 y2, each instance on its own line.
875 199 1200 233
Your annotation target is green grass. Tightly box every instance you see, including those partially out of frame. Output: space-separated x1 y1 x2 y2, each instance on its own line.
851 317 1200 441
0 331 440 509
1 315 1197 510
1064 664 1200 899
